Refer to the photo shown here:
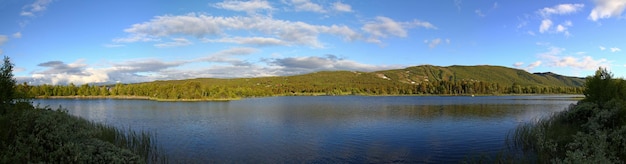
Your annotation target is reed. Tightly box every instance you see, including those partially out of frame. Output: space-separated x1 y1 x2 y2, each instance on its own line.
0 105 168 163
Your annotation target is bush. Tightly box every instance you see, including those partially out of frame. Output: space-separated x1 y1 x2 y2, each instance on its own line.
510 68 626 163
0 105 166 163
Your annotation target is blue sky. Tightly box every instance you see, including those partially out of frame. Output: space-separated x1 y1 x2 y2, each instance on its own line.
0 0 625 85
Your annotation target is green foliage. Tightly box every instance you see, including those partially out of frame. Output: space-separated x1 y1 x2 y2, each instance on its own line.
0 105 167 163
23 65 584 101
1 56 16 110
510 67 626 163
583 67 626 107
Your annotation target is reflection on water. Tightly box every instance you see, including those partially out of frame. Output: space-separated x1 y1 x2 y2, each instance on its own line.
35 95 577 163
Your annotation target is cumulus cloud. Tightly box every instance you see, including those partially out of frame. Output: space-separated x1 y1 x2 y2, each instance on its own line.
424 38 449 48
527 61 542 70
513 61 542 71
19 53 403 85
109 59 187 73
535 4 583 36
29 60 108 85
154 38 192 48
611 47 622 52
203 37 288 46
362 16 436 44
332 2 352 12
212 0 273 14
20 0 53 17
199 47 258 66
287 0 326 13
538 3 585 17
539 19 572 36
538 46 610 70
268 54 402 75
589 0 626 21
113 13 361 48
20 58 195 85
600 46 606 50
539 19 552 33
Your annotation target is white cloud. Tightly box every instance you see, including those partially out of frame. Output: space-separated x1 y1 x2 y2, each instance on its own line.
20 0 53 17
287 0 326 13
332 2 352 12
154 38 192 48
0 35 8 45
213 0 273 14
19 53 403 85
539 19 572 36
114 13 361 48
528 61 542 69
589 0 626 21
362 16 436 44
535 4 583 36
539 3 585 17
538 46 610 70
513 61 542 71
204 37 288 46
13 32 22 38
610 47 622 52
269 54 402 75
600 46 606 50
425 38 447 48
454 0 462 11
199 47 258 66
539 19 552 33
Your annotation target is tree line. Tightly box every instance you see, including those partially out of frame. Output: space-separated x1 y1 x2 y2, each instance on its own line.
17 72 583 100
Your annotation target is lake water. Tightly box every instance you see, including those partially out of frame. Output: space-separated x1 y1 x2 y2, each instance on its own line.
34 95 578 163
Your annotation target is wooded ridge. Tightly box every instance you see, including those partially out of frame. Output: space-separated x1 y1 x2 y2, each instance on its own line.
19 65 585 100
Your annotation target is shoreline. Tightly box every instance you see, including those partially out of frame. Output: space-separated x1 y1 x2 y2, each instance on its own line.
36 93 583 102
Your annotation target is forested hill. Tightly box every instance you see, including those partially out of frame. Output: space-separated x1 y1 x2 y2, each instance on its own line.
23 65 585 100
375 65 585 87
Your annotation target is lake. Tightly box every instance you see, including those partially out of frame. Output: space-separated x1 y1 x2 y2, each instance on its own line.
34 95 578 163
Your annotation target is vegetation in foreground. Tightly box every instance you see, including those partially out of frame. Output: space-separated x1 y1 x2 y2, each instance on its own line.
20 65 584 101
509 68 626 163
0 56 167 163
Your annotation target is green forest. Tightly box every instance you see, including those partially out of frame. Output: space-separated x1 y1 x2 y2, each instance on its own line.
18 65 584 100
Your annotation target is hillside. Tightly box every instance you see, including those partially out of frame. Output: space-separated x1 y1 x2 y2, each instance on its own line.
25 65 585 100
375 65 585 87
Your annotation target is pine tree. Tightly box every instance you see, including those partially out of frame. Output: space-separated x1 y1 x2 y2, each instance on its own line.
1 56 16 106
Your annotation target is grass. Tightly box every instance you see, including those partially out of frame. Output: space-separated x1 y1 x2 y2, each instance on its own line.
0 102 168 163
505 100 626 163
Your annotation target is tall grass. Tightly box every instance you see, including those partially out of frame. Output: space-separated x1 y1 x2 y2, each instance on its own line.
0 104 168 163
507 100 626 163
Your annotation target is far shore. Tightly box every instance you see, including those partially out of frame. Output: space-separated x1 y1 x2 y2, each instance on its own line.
36 93 584 102
37 95 237 102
